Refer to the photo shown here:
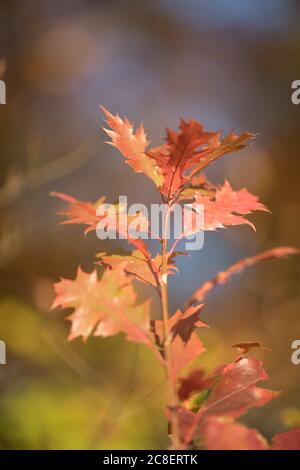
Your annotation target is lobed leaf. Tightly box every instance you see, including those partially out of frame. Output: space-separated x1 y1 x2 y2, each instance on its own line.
152 304 207 382
101 106 163 187
232 341 272 362
202 417 269 450
52 265 154 349
192 179 269 232
149 123 253 199
199 357 279 420
97 250 179 288
50 191 104 235
102 107 253 199
51 191 156 270
173 357 279 447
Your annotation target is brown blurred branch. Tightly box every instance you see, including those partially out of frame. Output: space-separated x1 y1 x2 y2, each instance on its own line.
0 136 101 210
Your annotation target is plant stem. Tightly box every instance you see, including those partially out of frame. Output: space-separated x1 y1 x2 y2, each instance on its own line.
161 205 181 449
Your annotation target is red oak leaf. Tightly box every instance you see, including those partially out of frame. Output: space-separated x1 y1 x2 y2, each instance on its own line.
232 341 272 362
52 191 149 238
194 129 255 174
176 357 279 446
50 191 104 235
51 191 156 270
148 120 219 198
102 107 253 199
272 428 300 450
202 417 269 450
101 106 163 187
169 304 207 343
149 123 253 198
152 304 207 382
200 357 279 420
192 180 268 231
170 333 206 385
52 265 153 348
97 250 178 288
176 179 269 245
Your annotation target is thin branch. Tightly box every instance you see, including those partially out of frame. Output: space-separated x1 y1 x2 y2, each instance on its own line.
160 202 181 448
0 136 101 210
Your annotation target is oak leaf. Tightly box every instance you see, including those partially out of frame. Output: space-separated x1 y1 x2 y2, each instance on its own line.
202 417 269 450
152 304 207 382
174 357 279 446
102 107 253 199
232 341 272 362
52 265 152 347
149 123 253 198
192 179 268 232
51 191 155 266
97 250 178 288
199 357 279 420
50 191 105 235
101 106 163 187
272 428 300 450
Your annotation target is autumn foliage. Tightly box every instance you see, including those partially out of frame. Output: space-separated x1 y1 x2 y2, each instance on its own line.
52 107 300 450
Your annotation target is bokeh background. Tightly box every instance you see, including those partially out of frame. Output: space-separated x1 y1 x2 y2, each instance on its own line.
0 0 299 449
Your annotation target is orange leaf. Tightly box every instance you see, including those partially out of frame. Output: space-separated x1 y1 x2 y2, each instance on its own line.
232 341 272 362
272 428 300 450
175 357 279 447
101 106 163 187
52 265 153 348
152 304 207 382
50 191 104 235
202 417 269 450
102 108 253 199
193 179 269 232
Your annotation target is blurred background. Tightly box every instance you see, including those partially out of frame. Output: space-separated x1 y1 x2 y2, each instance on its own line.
0 0 299 449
